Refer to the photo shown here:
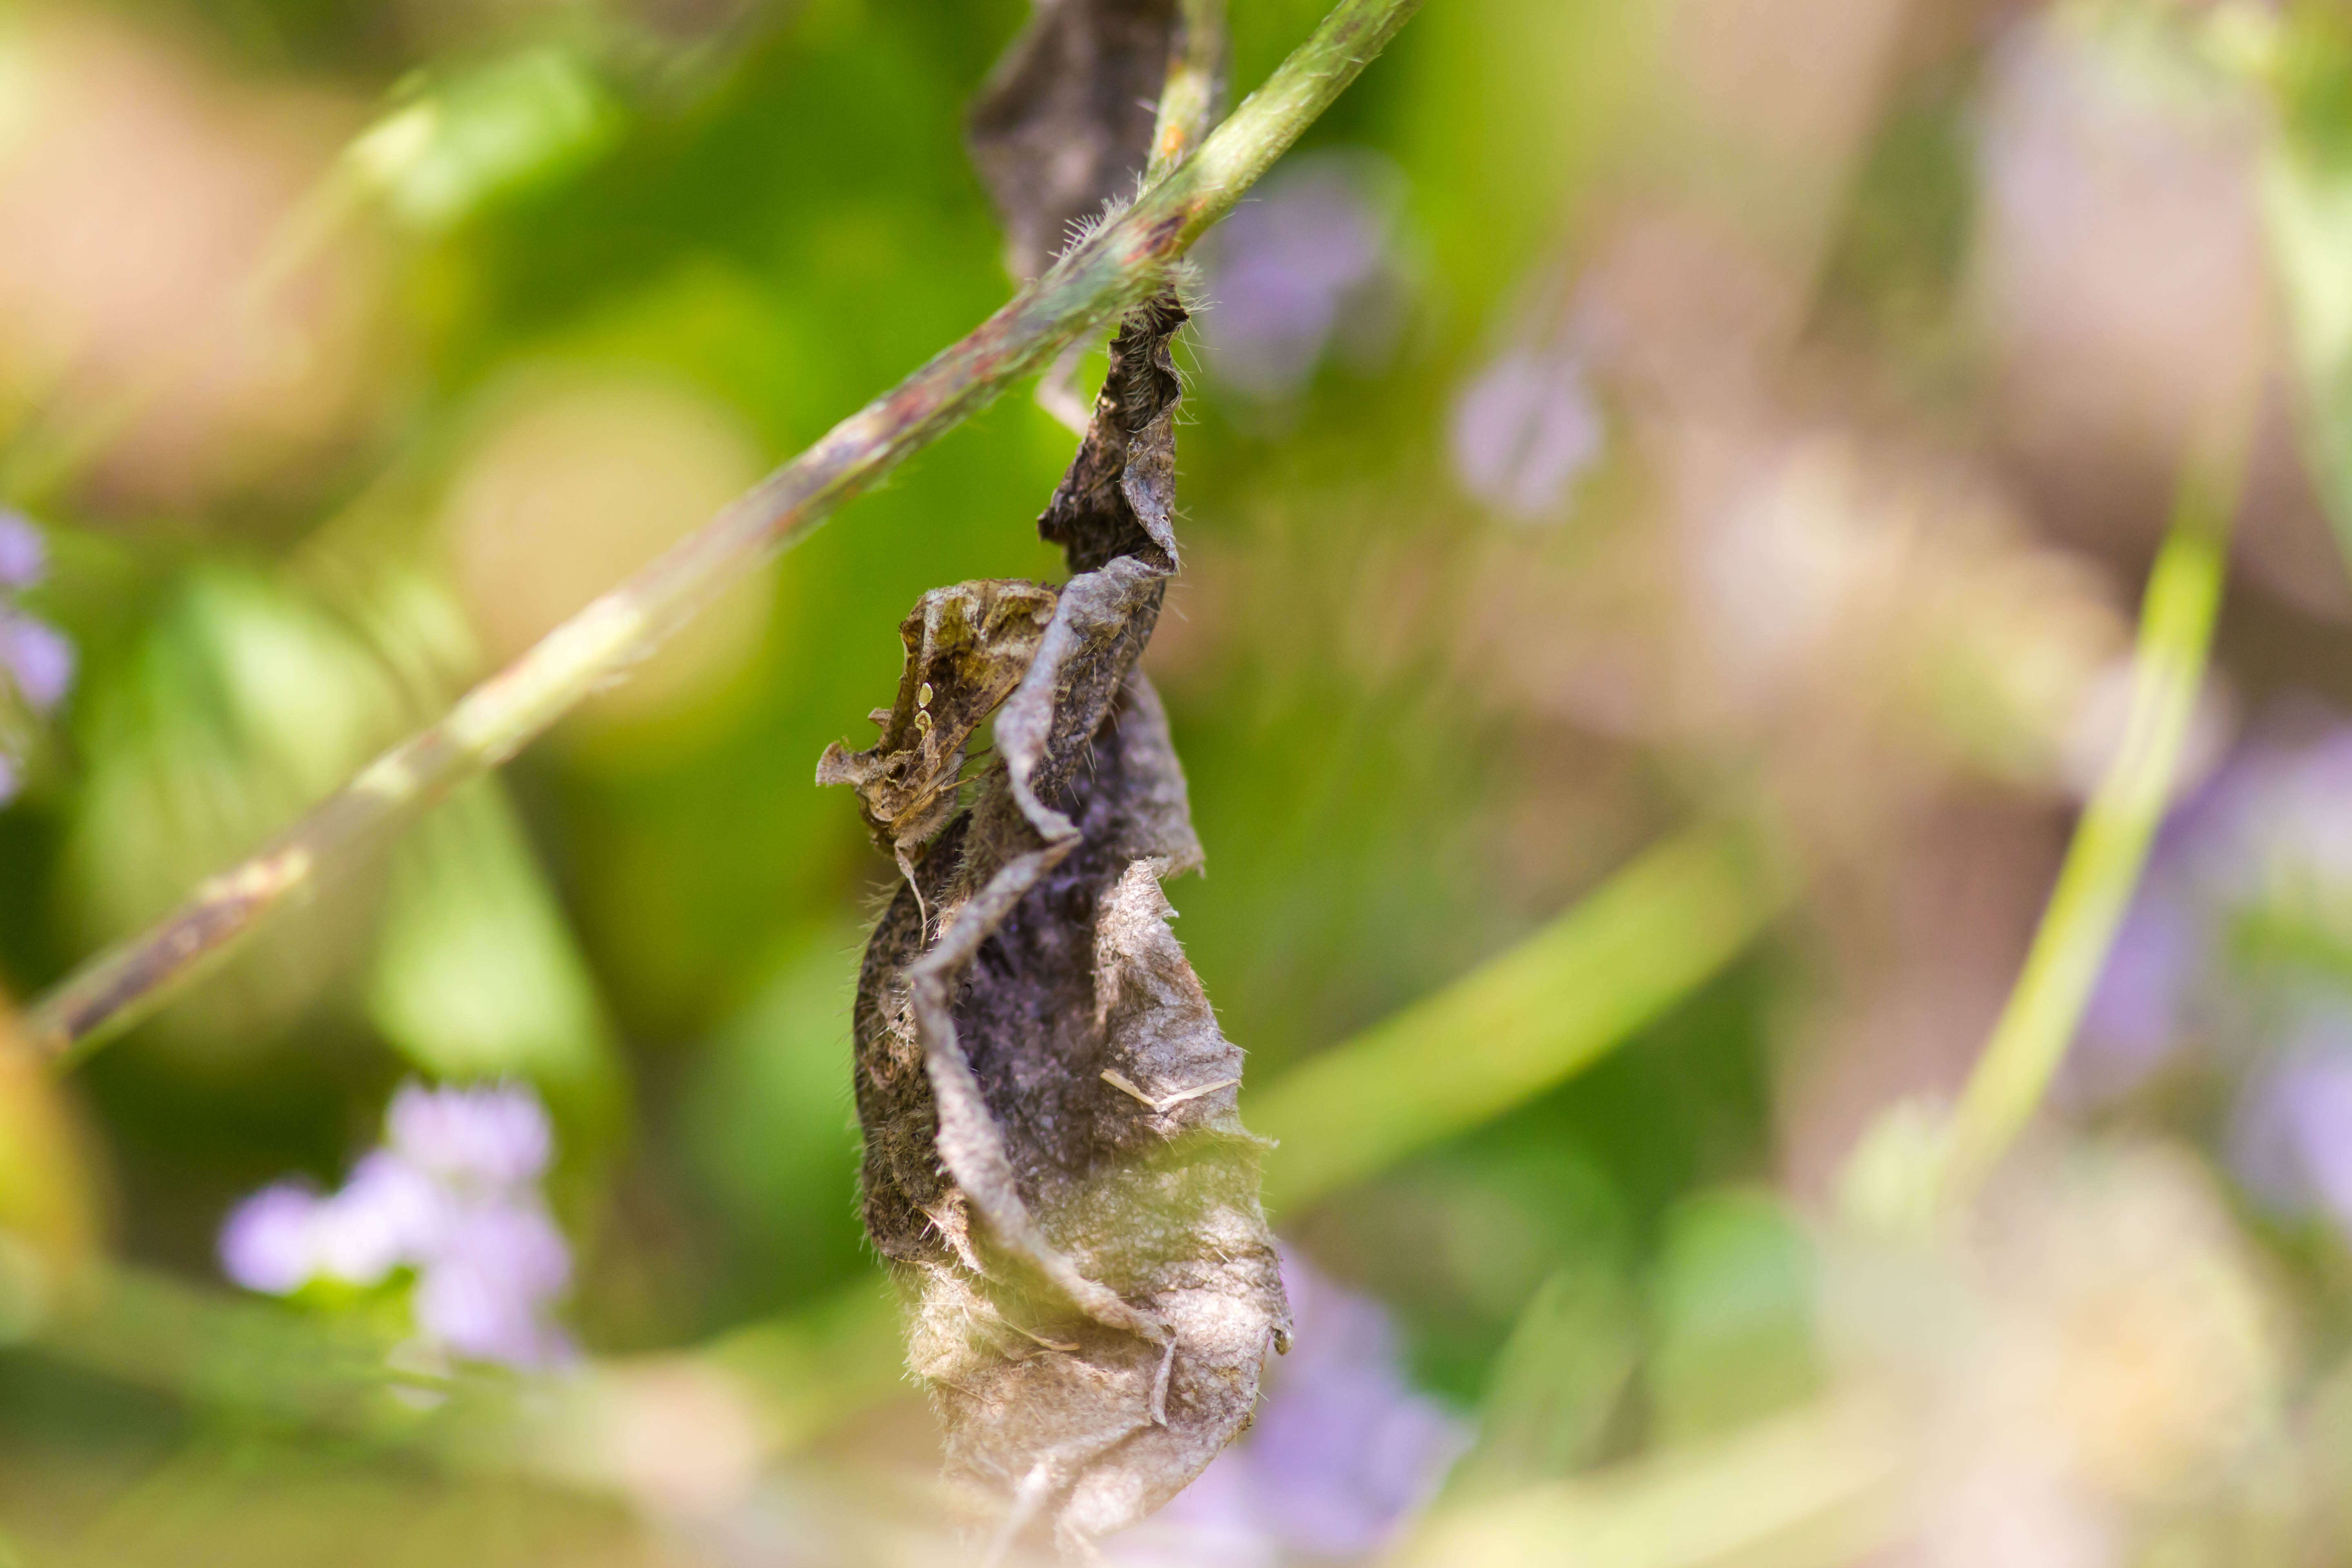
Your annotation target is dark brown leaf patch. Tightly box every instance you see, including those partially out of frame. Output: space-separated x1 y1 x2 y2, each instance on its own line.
817 579 1061 893
968 0 1179 281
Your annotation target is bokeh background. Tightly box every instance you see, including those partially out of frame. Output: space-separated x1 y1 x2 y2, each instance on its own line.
8 0 2352 1563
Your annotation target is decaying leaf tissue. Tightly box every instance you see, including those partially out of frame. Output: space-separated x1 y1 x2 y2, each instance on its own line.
967 0 1177 281
819 296 1290 1557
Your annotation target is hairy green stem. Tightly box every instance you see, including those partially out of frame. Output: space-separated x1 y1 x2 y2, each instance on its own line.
1038 0 1221 432
1941 450 2241 1200
25 0 1422 1064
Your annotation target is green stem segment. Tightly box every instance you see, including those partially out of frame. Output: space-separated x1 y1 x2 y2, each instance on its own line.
25 0 1423 1065
1941 454 2240 1199
1150 0 1230 182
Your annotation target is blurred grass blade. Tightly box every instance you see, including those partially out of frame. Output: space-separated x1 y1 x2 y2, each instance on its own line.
0 1009 94 1343
1942 451 2238 1198
2267 12 2352 581
37 1265 485 1433
1448 1263 1641 1499
2267 151 2352 570
1397 1393 1905 1568
368 778 625 1137
1254 819 1793 1214
1149 0 1228 181
349 49 619 231
32 1259 909 1496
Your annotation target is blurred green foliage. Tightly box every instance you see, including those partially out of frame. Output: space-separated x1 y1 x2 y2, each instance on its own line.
0 0 1791 1351
2 0 2229 1558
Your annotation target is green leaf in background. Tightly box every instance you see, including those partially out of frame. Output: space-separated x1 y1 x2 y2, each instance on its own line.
1644 1190 1821 1448
2267 7 2352 580
65 568 409 1052
350 49 622 233
366 778 621 1111
674 925 866 1323
1449 1261 1642 1497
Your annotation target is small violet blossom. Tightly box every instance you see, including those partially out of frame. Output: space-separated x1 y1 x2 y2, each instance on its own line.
2075 714 2352 1245
2074 880 2207 1098
389 1079 555 1187
1194 151 1409 403
2229 1028 2352 1228
0 510 75 804
1112 1249 1468 1566
0 514 43 588
2076 725 2352 1089
1449 345 1605 523
219 1080 573 1370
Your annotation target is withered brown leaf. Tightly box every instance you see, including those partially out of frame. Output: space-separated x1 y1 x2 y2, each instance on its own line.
816 579 1061 896
821 296 1287 1559
968 0 1178 281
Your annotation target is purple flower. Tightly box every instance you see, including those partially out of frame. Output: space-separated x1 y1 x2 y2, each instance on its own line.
0 510 73 801
218 1081 572 1371
1196 152 1407 402
1115 1456 1281 1568
1450 347 1605 522
413 1200 575 1368
220 1183 328 1294
2145 723 2352 914
0 512 46 590
1113 1249 1467 1564
2228 735 2352 911
2071 718 2352 1103
1241 1256 1469 1557
312 1150 447 1285
0 613 73 715
387 1080 553 1189
2071 887 2206 1098
441 1196 572 1299
2229 1025 2352 1230
2067 710 2352 1239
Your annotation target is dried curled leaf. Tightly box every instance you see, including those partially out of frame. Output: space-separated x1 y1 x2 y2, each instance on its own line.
816 579 1061 890
968 0 1178 281
822 297 1287 1557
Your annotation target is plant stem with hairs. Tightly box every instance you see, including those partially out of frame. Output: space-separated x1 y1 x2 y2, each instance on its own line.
25 0 1422 1065
1032 0 1229 432
1152 0 1229 182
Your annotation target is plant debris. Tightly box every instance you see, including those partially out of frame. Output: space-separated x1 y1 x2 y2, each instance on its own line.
816 580 1062 902
968 0 1179 281
821 295 1288 1558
